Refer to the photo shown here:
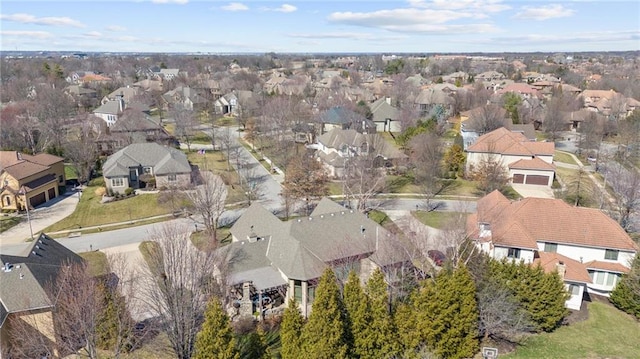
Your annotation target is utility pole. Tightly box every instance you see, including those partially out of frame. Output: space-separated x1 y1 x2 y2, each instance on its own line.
19 186 34 241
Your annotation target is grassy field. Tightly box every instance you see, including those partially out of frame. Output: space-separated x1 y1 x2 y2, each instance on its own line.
79 251 109 277
554 151 579 165
412 211 469 229
42 189 173 233
504 301 640 359
65 164 79 180
0 216 21 233
190 227 232 251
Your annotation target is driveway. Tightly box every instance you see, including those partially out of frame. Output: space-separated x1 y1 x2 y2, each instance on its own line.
0 190 81 246
511 184 555 199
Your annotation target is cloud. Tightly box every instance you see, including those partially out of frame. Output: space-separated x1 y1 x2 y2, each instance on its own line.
221 2 249 11
84 31 103 38
275 4 297 13
151 0 189 4
514 4 575 20
106 25 127 32
289 32 376 40
0 13 85 27
0 30 53 39
407 0 510 13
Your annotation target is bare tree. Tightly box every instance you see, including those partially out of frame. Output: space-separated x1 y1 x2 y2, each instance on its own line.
342 136 388 211
409 133 448 210
64 115 101 183
172 105 198 153
468 153 510 195
607 163 640 232
33 85 76 153
477 278 534 342
140 224 225 359
186 171 228 242
468 104 509 135
282 152 329 215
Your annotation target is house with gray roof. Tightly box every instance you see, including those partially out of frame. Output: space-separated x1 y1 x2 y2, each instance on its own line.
316 128 407 178
0 233 83 354
317 106 376 135
370 97 401 132
226 198 410 317
102 143 192 194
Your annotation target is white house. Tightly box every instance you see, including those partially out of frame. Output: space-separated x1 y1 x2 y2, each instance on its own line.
466 127 555 187
468 190 638 308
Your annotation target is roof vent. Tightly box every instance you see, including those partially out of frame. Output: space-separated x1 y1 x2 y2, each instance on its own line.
320 215 324 218
331 213 335 216
308 217 313 221
3 263 12 272
297 218 302 222
19 273 24 279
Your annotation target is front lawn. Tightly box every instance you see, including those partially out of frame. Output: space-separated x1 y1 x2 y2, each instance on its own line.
65 164 79 180
504 301 640 358
189 227 232 251
79 251 109 277
42 187 172 233
554 151 578 165
186 150 245 204
412 211 469 229
0 216 21 233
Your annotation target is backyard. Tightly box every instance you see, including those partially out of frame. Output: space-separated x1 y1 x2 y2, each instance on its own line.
504 301 640 359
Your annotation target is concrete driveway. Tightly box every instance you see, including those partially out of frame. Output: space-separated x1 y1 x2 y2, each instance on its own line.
511 184 555 199
0 190 81 246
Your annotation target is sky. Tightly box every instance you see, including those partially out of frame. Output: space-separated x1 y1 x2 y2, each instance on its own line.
1 0 639 54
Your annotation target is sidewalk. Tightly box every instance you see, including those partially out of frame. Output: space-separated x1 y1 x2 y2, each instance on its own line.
0 191 81 246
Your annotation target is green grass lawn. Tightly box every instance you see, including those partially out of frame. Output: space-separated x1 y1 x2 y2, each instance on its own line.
412 211 469 229
327 181 343 196
554 151 579 165
386 175 421 193
0 216 21 233
504 301 640 359
440 178 481 198
42 189 172 233
79 251 109 277
65 164 79 180
190 227 232 251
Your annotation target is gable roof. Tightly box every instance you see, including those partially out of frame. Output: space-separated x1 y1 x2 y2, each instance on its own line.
0 151 63 181
509 157 556 171
318 129 406 160
533 252 591 284
370 98 399 123
228 198 404 282
0 233 83 327
467 127 554 156
102 143 191 177
472 191 638 252
318 106 366 125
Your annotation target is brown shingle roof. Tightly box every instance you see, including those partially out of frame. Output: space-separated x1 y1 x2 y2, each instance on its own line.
509 157 556 171
467 127 554 156
3 161 50 180
534 252 591 283
585 260 630 274
21 153 64 167
474 191 638 252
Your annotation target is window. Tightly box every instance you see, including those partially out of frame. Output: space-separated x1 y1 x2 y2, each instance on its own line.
307 286 316 304
3 196 10 206
167 174 177 182
544 243 558 253
604 249 619 261
568 284 581 296
294 280 302 302
507 248 521 259
58 175 63 183
111 178 124 187
594 271 605 285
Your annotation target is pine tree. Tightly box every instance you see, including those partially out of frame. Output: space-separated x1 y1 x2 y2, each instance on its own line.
611 253 640 319
280 299 305 359
300 268 349 359
365 269 400 358
343 270 370 358
422 266 479 359
193 298 239 359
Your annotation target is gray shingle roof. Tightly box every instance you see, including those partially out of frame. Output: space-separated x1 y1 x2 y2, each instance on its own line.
93 100 121 115
102 143 191 177
370 98 399 123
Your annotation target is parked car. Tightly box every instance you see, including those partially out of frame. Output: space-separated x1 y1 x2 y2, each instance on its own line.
428 250 446 267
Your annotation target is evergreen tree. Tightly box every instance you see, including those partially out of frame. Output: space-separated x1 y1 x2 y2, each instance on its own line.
490 259 569 332
422 266 479 359
300 268 349 359
193 298 239 359
343 271 370 358
365 269 400 358
280 299 305 359
611 253 640 319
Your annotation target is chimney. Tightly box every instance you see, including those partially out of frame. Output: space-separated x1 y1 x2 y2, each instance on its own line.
385 97 391 105
556 261 566 280
116 93 125 113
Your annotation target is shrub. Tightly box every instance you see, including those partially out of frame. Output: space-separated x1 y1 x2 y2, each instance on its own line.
89 177 105 187
124 188 134 196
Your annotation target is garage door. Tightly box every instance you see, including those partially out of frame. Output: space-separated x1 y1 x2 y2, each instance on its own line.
525 175 549 185
513 174 525 184
48 188 56 200
30 192 46 207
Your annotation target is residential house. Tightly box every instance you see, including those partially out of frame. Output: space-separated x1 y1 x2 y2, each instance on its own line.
370 97 401 133
162 86 207 112
317 106 376 135
496 83 540 100
159 68 182 80
414 86 456 120
316 128 406 178
214 90 255 117
466 127 555 187
225 198 410 318
102 143 192 194
459 106 511 149
102 86 140 105
476 71 505 82
468 190 638 307
96 109 175 154
93 96 124 127
0 233 84 356
0 152 65 210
